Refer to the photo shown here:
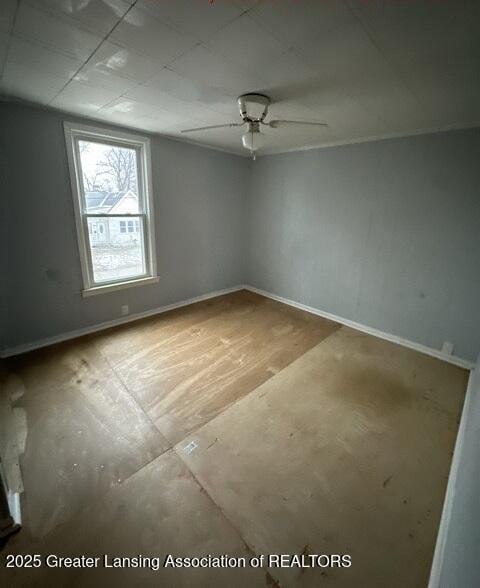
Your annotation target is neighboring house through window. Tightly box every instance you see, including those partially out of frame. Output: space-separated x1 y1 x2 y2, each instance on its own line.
64 123 157 295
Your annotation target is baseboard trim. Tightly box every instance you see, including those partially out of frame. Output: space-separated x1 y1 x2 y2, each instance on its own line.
244 284 474 370
2 283 474 369
0 285 243 358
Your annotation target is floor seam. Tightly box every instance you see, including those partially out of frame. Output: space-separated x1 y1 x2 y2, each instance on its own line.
97 294 341 451
89 298 259 448
95 341 172 446
171 326 343 450
114 446 173 488
17 447 175 551
173 445 281 587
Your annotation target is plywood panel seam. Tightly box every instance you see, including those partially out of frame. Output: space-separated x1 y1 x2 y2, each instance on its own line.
173 444 282 587
95 341 173 450
167 323 343 449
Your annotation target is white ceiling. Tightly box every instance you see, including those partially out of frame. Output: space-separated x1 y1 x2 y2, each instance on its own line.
1 0 479 156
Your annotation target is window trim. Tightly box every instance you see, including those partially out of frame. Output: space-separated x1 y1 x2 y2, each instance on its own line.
64 122 157 296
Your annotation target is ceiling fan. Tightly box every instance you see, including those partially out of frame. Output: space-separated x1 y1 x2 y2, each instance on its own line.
181 93 328 159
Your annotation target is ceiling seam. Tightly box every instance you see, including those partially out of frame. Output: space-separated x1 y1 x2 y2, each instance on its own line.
342 0 423 110
48 0 141 106
0 0 22 80
70 1 252 119
81 1 252 114
265 11 394 130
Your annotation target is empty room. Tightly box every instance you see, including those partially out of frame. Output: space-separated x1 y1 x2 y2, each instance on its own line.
1 0 479 586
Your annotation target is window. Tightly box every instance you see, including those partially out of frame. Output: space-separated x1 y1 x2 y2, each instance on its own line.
64 123 157 295
120 220 138 234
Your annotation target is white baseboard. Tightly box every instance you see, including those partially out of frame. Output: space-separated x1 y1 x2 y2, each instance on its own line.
2 283 474 370
7 492 22 526
0 285 243 358
243 284 474 370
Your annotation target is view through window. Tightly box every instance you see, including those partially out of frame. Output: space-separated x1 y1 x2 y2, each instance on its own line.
74 138 151 286
66 124 156 294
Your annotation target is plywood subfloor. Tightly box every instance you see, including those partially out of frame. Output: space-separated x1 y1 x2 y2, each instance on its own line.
0 290 467 587
179 326 466 587
95 290 340 443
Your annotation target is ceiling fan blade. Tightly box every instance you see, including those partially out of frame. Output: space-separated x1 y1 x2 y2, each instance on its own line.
181 122 245 133
266 120 328 129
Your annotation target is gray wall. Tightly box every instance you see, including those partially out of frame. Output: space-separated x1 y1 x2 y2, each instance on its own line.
1 102 249 350
247 129 480 362
2 101 479 363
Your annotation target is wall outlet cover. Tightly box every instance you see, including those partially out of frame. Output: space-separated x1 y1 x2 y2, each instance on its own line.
441 341 454 355
121 305 129 316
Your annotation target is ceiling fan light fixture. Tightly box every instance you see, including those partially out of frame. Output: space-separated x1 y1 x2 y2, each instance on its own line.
242 130 264 152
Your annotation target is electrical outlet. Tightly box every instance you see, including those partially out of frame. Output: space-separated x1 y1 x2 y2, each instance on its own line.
121 304 129 316
441 341 454 355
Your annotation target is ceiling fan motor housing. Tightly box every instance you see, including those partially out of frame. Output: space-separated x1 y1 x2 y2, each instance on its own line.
238 93 270 122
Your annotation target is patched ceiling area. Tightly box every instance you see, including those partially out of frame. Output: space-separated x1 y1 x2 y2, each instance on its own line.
1 0 479 156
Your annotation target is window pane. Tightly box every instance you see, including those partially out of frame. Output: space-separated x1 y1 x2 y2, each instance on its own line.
87 216 146 283
78 140 140 214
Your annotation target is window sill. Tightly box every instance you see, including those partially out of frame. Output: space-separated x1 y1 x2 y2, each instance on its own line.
82 276 159 297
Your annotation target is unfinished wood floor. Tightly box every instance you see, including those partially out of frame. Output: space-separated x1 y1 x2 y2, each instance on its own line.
0 290 467 587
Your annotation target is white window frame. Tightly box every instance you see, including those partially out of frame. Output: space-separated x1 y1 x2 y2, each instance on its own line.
64 122 158 297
